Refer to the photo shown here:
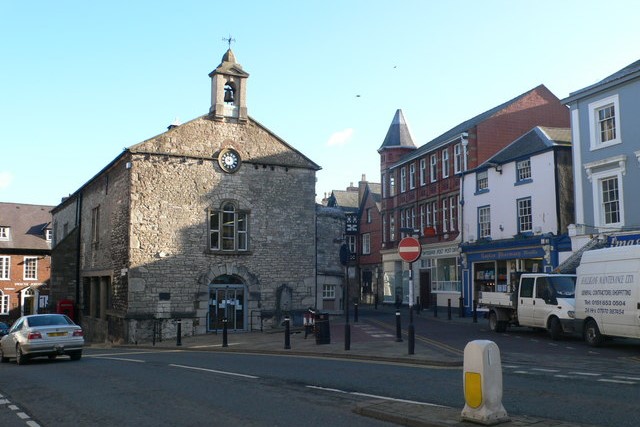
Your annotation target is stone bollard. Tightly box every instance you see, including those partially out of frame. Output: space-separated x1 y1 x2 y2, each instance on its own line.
461 340 509 425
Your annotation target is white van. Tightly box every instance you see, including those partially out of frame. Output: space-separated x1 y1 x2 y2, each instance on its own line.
575 245 640 346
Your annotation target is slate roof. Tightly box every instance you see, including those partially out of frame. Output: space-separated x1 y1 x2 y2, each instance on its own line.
364 183 382 212
378 109 417 151
398 85 550 165
563 59 640 102
482 126 571 167
0 202 53 251
328 190 359 212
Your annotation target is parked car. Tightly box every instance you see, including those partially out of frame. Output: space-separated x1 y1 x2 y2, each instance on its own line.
0 314 84 365
0 322 9 337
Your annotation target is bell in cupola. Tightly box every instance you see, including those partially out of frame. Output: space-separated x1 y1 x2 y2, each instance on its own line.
224 85 235 103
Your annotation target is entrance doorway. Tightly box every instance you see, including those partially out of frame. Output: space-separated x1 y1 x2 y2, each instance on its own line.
419 271 432 308
208 275 246 332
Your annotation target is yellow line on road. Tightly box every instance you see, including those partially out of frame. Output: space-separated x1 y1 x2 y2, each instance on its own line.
367 318 463 356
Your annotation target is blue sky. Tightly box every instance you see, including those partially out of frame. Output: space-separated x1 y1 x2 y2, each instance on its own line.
2 0 639 206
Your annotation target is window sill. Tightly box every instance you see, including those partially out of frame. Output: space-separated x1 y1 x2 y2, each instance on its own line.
207 249 252 255
514 179 532 186
474 189 489 196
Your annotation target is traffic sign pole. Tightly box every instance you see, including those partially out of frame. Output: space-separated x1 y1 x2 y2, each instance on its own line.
398 237 421 355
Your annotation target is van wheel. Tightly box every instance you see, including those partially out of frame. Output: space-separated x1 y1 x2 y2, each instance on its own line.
584 319 604 347
489 312 507 333
548 317 563 340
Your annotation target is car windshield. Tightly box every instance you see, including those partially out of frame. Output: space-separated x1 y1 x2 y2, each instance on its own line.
549 276 576 298
27 315 73 327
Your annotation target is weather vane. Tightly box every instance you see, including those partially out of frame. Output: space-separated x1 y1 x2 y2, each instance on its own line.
222 35 236 49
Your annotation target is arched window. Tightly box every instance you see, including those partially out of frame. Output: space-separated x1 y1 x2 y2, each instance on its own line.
209 202 249 252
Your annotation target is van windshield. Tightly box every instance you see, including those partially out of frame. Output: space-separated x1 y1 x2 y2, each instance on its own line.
548 276 576 298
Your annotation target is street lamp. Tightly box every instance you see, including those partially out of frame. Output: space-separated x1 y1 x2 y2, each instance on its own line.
339 243 351 351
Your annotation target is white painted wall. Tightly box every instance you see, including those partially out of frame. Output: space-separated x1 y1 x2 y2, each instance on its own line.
462 150 559 242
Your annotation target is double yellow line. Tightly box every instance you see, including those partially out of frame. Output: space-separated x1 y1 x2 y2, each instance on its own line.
367 318 464 356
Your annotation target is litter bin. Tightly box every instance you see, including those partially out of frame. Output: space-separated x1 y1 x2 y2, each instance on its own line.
314 312 331 345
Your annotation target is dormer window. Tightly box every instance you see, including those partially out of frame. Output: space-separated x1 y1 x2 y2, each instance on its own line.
45 229 52 242
0 227 9 241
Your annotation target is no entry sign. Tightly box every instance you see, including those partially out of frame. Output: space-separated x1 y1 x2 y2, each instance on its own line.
398 237 422 263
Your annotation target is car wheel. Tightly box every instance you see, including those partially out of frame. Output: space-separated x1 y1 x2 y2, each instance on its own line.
548 317 563 340
584 319 604 347
16 345 27 365
69 351 82 361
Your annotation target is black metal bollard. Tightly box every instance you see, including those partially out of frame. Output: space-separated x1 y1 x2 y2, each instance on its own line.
408 319 415 355
434 303 438 318
395 311 402 342
416 297 421 315
447 299 452 320
176 319 182 347
222 318 228 348
354 303 359 323
345 323 351 351
374 293 378 310
284 316 291 350
459 296 465 318
473 299 478 323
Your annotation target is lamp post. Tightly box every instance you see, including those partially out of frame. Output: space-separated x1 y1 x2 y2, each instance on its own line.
340 243 351 351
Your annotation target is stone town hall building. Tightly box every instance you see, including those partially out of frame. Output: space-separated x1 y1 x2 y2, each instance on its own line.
50 49 321 343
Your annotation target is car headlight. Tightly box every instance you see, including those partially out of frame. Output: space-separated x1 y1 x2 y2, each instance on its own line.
568 310 575 319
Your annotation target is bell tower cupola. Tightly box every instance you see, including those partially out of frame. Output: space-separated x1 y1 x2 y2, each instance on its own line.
209 47 250 122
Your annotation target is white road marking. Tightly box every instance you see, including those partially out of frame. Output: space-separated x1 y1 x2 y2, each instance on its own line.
17 412 30 419
170 364 259 379
306 385 447 407
569 372 601 377
614 375 640 381
94 357 145 363
531 368 560 373
26 421 41 427
352 392 447 407
598 378 636 385
306 385 348 394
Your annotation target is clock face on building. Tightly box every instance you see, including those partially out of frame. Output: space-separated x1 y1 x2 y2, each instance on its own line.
218 148 241 173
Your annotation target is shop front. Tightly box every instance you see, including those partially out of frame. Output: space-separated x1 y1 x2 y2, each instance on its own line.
419 244 461 309
461 234 571 314
381 242 461 309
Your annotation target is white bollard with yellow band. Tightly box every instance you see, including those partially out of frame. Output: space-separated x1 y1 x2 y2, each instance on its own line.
461 340 509 425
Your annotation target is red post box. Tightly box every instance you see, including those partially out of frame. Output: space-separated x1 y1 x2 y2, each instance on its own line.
56 299 75 322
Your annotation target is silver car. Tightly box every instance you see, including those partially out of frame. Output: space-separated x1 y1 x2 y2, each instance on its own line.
0 314 84 365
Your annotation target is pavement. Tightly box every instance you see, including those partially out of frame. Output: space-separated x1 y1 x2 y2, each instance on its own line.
111 305 595 427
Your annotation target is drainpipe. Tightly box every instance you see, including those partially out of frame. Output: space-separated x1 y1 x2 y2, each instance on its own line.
75 192 83 321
